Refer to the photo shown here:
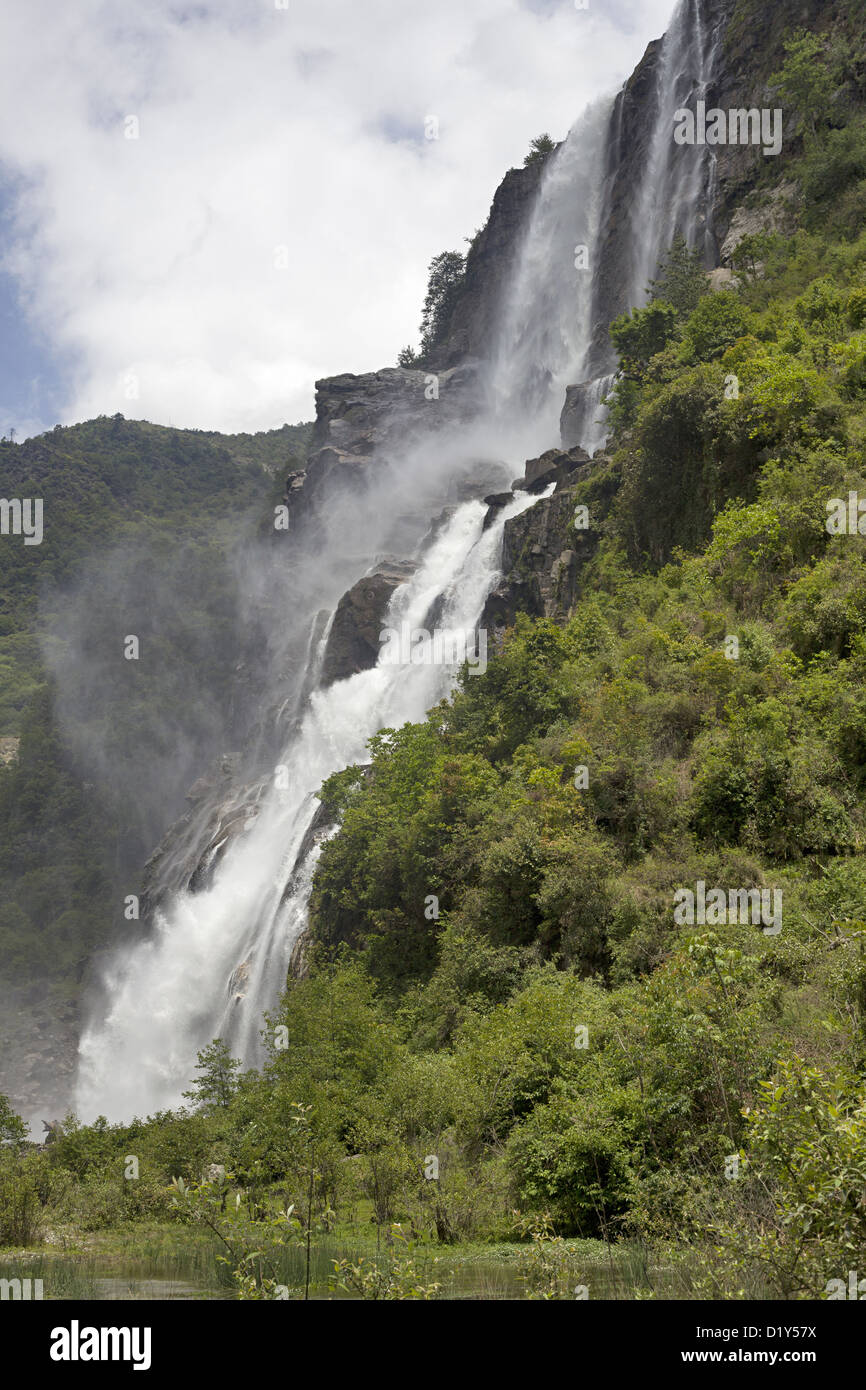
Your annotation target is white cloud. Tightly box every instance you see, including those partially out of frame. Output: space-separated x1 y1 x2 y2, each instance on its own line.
0 0 675 434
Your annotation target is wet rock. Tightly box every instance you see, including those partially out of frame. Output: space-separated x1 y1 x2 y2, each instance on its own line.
512 445 591 494
320 560 416 686
482 481 598 630
560 377 617 453
482 492 514 530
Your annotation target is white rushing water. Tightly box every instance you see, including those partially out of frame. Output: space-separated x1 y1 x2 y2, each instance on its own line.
76 487 551 1119
485 97 613 441
76 0 722 1121
484 0 720 456
620 0 721 312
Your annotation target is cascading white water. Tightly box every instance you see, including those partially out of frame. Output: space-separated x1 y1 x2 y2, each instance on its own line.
485 98 613 441
620 0 720 312
486 0 721 458
76 0 724 1121
75 486 551 1119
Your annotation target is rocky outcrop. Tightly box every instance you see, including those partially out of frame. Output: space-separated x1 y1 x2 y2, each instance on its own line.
719 180 799 264
481 492 514 530
477 446 601 630
514 444 591 493
320 560 416 686
482 466 601 630
287 363 484 527
310 366 475 455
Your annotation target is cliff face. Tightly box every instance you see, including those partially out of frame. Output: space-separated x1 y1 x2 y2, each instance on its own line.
424 159 549 369
584 0 851 376
288 362 482 529
288 0 799 622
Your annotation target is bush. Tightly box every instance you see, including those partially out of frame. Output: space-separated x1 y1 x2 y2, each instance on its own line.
685 293 753 361
0 1165 41 1245
507 1092 635 1237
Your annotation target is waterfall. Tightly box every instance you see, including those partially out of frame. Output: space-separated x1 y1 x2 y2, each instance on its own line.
75 0 724 1121
484 97 613 442
485 0 721 457
617 0 721 315
75 487 551 1119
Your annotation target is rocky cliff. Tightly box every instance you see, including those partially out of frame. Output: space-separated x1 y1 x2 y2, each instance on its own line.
424 158 549 368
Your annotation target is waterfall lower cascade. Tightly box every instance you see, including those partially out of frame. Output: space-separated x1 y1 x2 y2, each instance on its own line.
76 0 722 1121
76 489 550 1119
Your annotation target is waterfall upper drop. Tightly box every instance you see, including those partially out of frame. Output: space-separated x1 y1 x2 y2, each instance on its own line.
485 98 613 440
486 0 723 456
75 0 727 1122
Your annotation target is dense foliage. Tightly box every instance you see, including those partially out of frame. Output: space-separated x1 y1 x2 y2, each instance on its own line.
0 416 301 990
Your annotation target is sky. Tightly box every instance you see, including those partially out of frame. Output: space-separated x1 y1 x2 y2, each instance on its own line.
0 0 676 439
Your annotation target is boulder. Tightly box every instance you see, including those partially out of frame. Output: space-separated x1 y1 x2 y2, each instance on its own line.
481 492 514 531
513 445 591 494
320 560 416 686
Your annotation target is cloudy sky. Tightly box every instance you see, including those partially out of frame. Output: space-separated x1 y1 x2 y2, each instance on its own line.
0 0 676 439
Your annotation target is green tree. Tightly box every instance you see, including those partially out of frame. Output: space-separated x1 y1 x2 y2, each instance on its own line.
419 251 465 359
182 1038 242 1113
685 292 753 361
771 30 836 139
0 1093 28 1149
648 233 707 317
610 301 678 380
523 133 556 167
718 1057 866 1298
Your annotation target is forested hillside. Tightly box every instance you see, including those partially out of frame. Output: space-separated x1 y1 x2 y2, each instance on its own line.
0 417 308 1110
